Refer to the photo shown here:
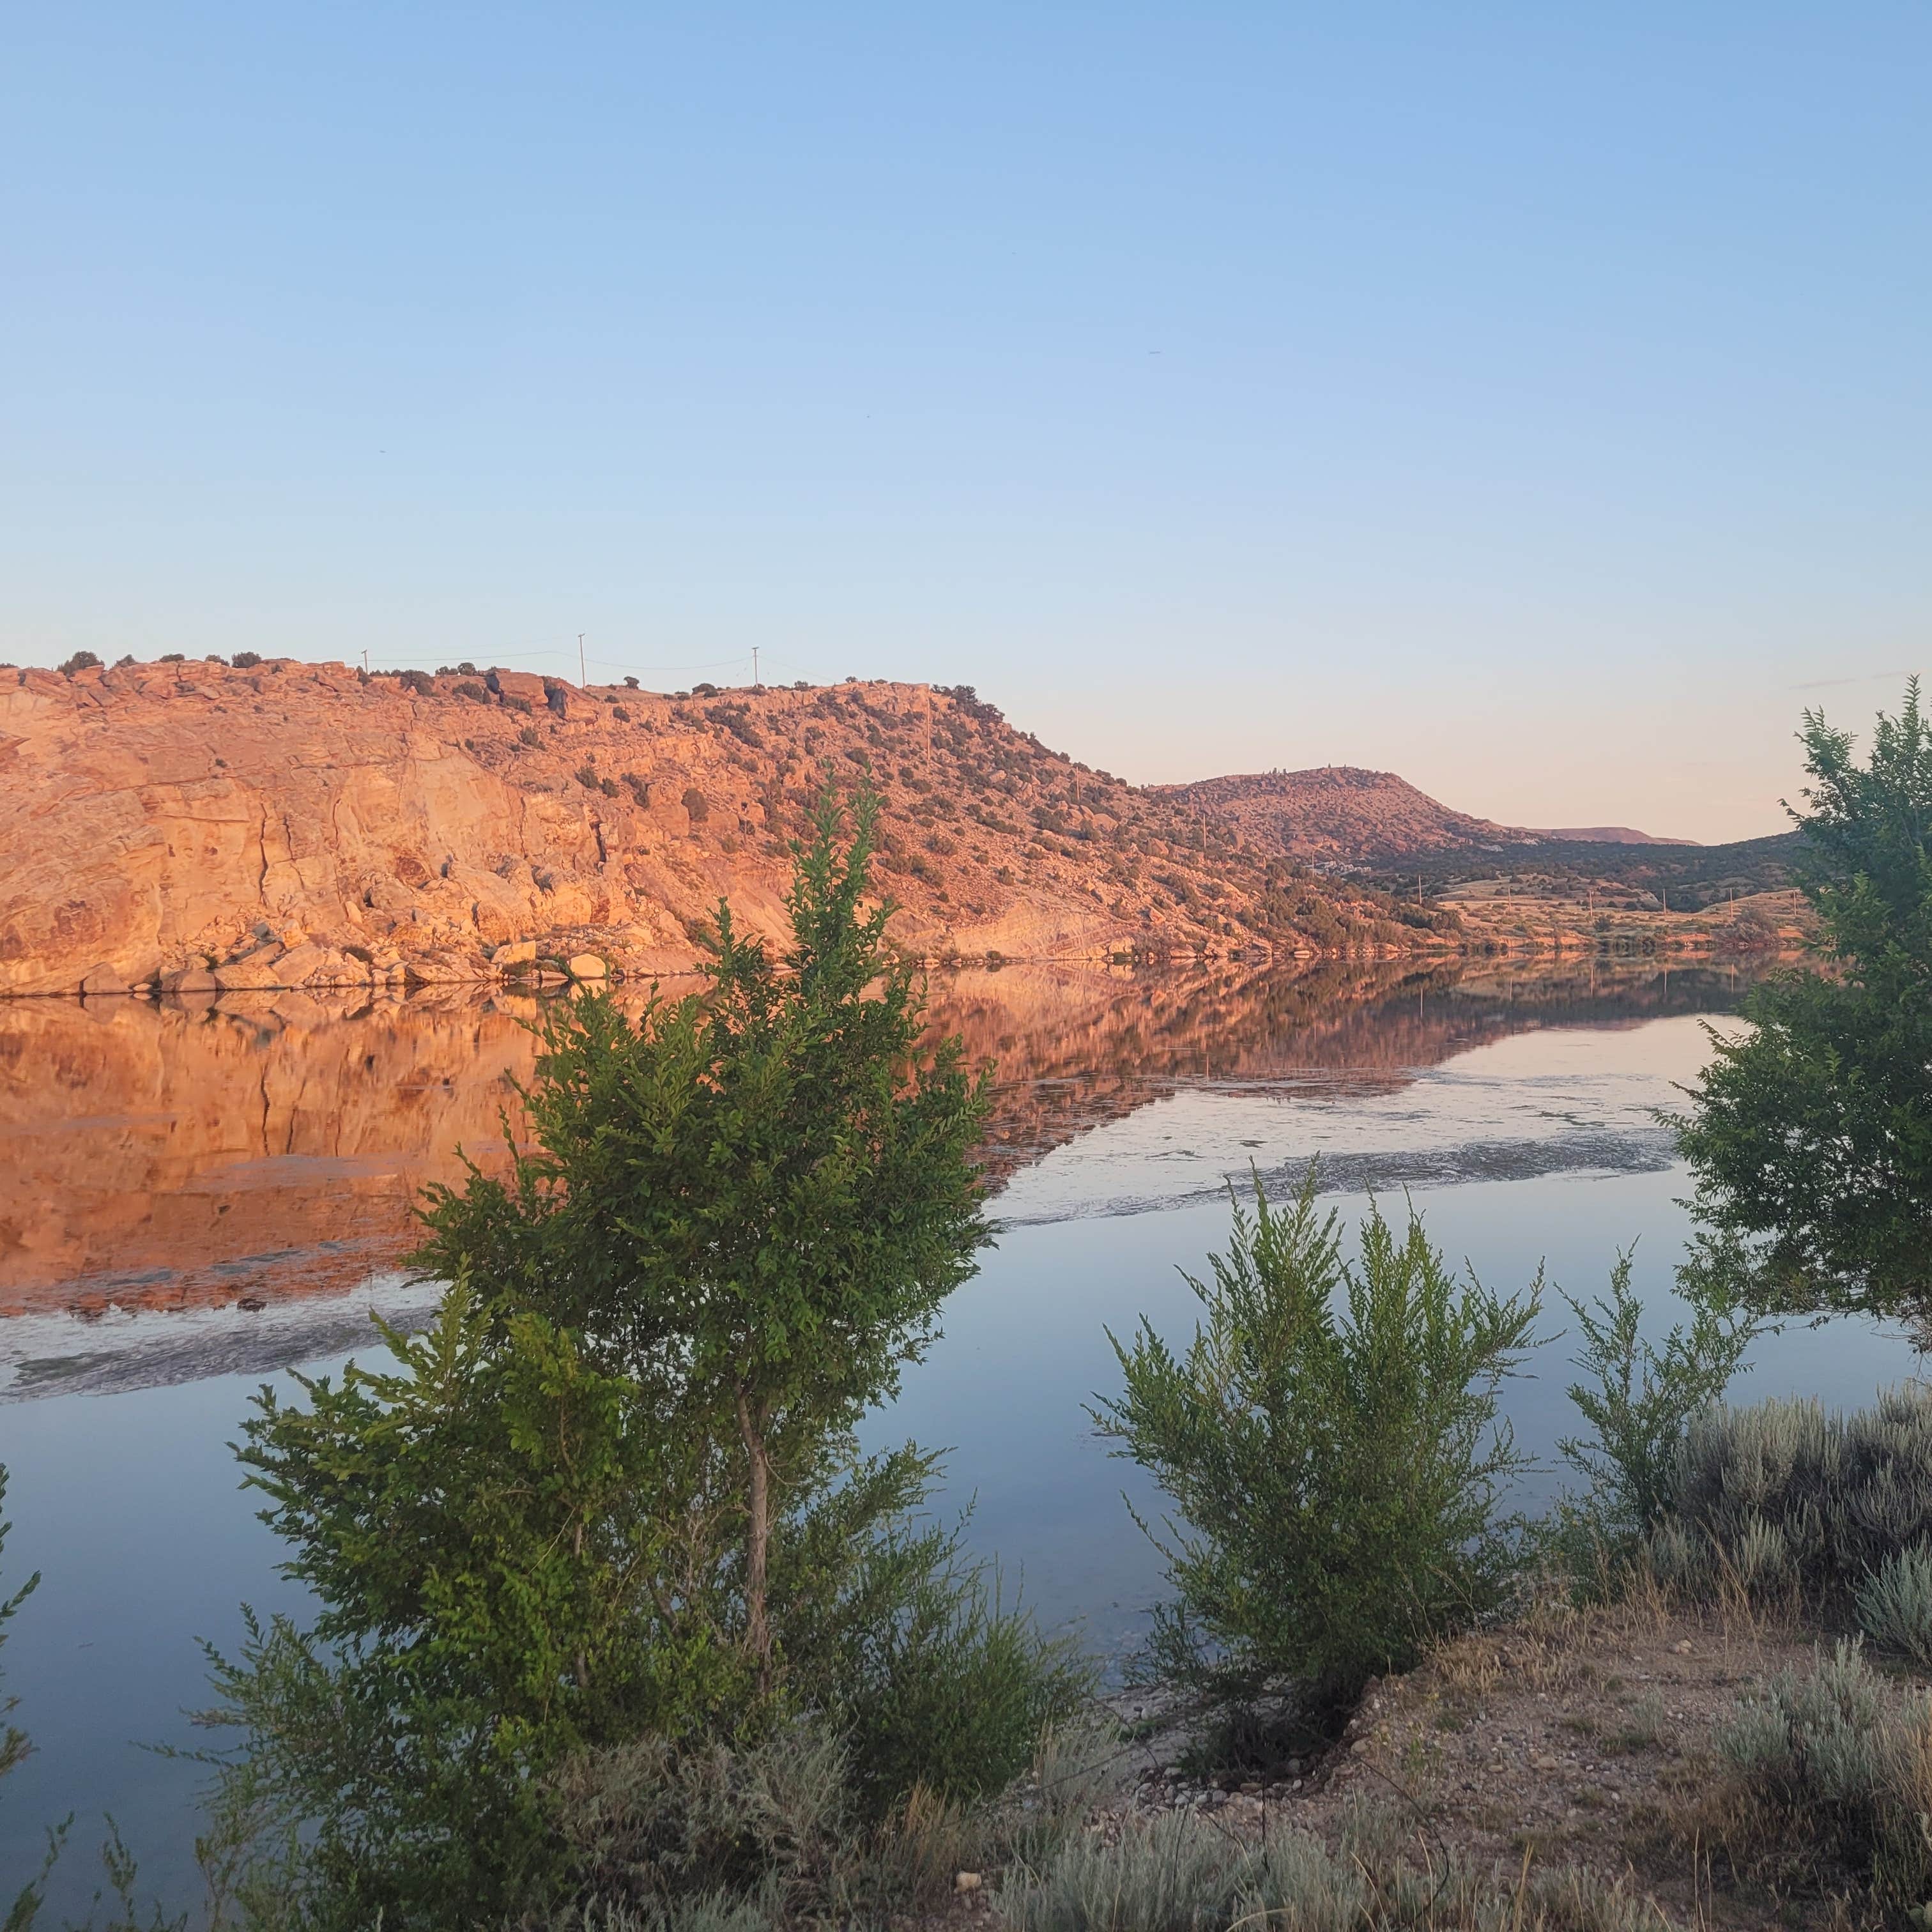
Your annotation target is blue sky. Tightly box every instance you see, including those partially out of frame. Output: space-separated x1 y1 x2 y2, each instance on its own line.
4 6 1926 840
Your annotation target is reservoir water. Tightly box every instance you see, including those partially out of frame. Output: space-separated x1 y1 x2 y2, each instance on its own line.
1 959 1919 1910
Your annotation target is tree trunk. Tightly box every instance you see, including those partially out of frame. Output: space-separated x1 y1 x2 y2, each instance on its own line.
737 1388 772 1692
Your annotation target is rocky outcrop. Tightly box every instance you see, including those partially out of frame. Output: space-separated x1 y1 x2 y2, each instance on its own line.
0 660 1432 995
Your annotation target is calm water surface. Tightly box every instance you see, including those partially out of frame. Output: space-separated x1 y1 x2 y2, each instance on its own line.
0 960 1919 1908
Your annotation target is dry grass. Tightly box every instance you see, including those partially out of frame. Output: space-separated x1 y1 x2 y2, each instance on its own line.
1289 1601 1837 1929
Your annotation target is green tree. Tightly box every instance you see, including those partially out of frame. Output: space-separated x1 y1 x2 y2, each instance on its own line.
1676 682 1932 1310
210 1290 738 1919
411 786 992 1686
202 791 1069 1927
1093 1168 1542 1715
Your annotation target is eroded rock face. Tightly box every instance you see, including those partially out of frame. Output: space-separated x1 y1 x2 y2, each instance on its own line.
1 661 1428 995
1 659 686 995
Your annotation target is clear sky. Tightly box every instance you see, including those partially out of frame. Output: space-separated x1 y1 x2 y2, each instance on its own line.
4 6 1926 841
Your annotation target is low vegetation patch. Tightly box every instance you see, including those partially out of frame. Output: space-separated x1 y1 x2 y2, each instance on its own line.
1648 1386 1932 1636
1690 1639 1932 1918
1093 1167 1542 1744
1000 1801 1685 1932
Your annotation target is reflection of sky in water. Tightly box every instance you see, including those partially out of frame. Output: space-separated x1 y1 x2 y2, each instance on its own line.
887 1170 1920 1662
1 1009 1921 1912
997 1016 1740 1223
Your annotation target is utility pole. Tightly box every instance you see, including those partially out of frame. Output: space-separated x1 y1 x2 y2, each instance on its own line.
752 646 761 689
577 633 586 687
361 648 369 673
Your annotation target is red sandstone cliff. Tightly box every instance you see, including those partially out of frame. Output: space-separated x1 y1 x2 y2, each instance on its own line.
1 659 1430 995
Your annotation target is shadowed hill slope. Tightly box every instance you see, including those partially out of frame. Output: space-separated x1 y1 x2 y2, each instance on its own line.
1162 768 1704 863
1158 765 1530 861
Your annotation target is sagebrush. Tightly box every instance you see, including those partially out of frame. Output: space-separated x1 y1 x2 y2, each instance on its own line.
1649 1386 1932 1618
1700 1639 1932 1912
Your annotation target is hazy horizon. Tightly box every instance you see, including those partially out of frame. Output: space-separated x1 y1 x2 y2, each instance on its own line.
6 7 1926 842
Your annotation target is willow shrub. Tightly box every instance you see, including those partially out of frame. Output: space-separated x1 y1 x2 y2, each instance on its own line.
1094 1168 1542 1715
1555 1247 1758 1549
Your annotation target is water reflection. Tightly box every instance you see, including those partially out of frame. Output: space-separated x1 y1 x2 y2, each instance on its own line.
4 956 1917 1917
3 958 1752 1315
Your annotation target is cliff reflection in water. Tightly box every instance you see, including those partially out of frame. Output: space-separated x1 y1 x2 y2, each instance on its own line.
0 957 1756 1334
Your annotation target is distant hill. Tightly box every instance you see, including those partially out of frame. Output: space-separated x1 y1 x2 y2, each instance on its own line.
1159 767 1527 862
1351 830 1807 915
1540 825 1697 847
1163 767 1703 864
1161 764 1805 913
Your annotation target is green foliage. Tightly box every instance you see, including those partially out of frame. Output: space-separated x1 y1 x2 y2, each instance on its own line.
806 1525 1093 1817
412 787 992 1684
1676 680 1932 1310
1557 1249 1758 1546
1711 1640 1932 1912
205 1287 742 1921
195 793 1059 1928
1093 1167 1542 1708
